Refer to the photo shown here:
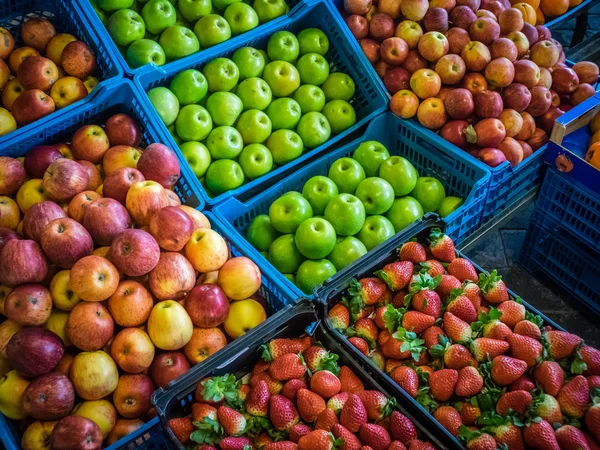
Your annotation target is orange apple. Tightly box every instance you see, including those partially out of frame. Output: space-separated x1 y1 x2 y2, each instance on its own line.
77 161 102 192
0 59 9 90
68 190 101 223
435 54 466 85
461 41 491 72
8 46 40 74
530 40 560 68
50 76 88 109
409 68 441 99
55 353 74 377
71 125 110 163
180 205 211 229
417 97 447 130
148 252 196 300
67 302 114 351
108 280 153 327
105 419 144 446
0 196 20 229
70 255 120 302
72 399 117 440
102 145 142 174
218 257 262 300
126 180 170 226
0 27 14 60
183 327 227 365
69 351 118 400
498 109 524 137
185 228 229 273
111 328 155 374
46 33 77 66
112 374 154 419
166 190 181 206
147 300 193 350
417 31 449 62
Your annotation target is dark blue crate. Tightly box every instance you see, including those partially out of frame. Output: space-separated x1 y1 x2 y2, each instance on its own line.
213 112 491 299
134 0 388 206
0 0 123 146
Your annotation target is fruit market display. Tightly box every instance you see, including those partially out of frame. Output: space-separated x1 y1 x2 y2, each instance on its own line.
585 108 600 170
146 28 358 196
0 17 99 136
244 140 464 295
0 113 269 448
340 0 600 169
167 335 438 449
326 227 600 449
90 0 289 69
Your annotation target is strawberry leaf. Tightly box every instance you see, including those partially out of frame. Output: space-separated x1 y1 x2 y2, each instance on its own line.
201 375 240 404
191 418 224 445
245 416 272 437
384 304 403 332
375 269 394 291
570 351 588 375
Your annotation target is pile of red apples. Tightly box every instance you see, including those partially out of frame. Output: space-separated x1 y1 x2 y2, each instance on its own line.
342 0 600 168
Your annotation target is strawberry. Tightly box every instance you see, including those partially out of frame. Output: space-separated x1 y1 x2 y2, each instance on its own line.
402 311 435 335
513 320 541 340
332 424 362 450
389 411 418 444
455 366 483 397
192 403 218 422
456 399 480 425
385 359 403 374
197 375 240 405
478 270 508 304
311 370 341 399
264 442 298 450
423 326 446 351
297 388 326 423
290 424 312 443
368 350 385 371
533 361 564 396
169 417 194 444
496 390 532 416
298 430 340 450
349 277 392 307
443 312 472 344
254 360 271 374
472 308 512 341
581 346 600 376
555 425 592 450
392 290 407 308
490 356 527 386
327 392 349 414
479 414 525 449
543 330 582 360
340 394 367 432
419 260 445 278
497 301 525 329
218 406 247 436
348 318 379 344
220 437 252 450
462 282 482 310
376 261 413 291
282 379 307 403
269 354 306 381
509 376 535 392
269 395 299 431
339 366 364 393
254 432 273 448
328 304 350 331
557 375 589 418
429 368 459 401
356 390 396 421
470 338 510 362
315 408 339 431
438 343 478 370
585 394 600 443
239 384 251 403
406 274 442 318
458 426 497 450
507 333 542 367
373 306 389 330
448 258 478 283
446 293 478 324
584 431 600 450
390 366 419 398
246 380 270 417
523 418 560 450
428 228 455 262
408 441 436 450
360 423 392 450
304 346 340 375
399 242 426 264
433 406 462 436
263 338 311 361
436 275 462 299
388 441 408 450
589 375 600 390
390 327 426 362
351 336 370 355
528 392 563 425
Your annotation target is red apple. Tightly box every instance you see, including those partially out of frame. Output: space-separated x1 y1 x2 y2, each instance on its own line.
435 54 466 85
417 31 449 62
70 125 110 164
573 61 599 85
475 90 503 118
41 217 94 268
23 372 75 420
344 0 372 15
527 128 548 150
469 17 500 45
23 146 61 179
185 283 230 328
498 137 524 167
527 86 552 117
446 27 470 54
551 67 579 95
67 302 114 351
0 227 20 253
125 180 170 226
535 25 551 41
113 374 154 419
0 157 26 196
6 327 64 377
17 56 59 91
103 167 145 206
149 206 194 252
380 37 408 66
149 351 190 388
137 143 180 189
571 83 596 106
449 5 477 29
383 67 410 94
539 106 564 134
514 112 536 140
485 57 514 88
111 328 155 374
51 415 102 450
481 0 506 16
374 60 390 79
0 239 48 286
498 108 523 137
108 280 153 327
490 38 518 62
462 73 488 96
501 83 531 112
478 147 507 167
148 252 196 300
359 38 381 64
346 15 369 40
105 113 142 147
473 118 506 147
457 0 480 10
369 13 395 41
83 197 132 246
440 120 470 148
444 88 474 120
68 191 101 223
498 8 524 34
538 67 553 89
390 89 419 119
61 40 97 79
43 158 88 201
521 23 538 46
518 140 533 159
5 284 52 326
424 7 449 33
11 89 55 125
77 160 102 191
23 200 67 242
110 228 160 277
512 60 539 90
430 0 456 11
401 49 428 74
70 255 120 302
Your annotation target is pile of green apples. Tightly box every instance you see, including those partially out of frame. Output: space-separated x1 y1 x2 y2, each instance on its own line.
146 28 358 196
90 0 288 69
245 141 465 294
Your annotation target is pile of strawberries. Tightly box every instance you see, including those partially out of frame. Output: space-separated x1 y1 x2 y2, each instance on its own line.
168 336 437 450
327 228 600 449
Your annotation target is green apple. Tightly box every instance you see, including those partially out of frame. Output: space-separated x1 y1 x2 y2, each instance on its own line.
142 0 176 34
296 259 336 294
238 144 273 179
267 31 299 62
386 197 424 232
206 159 245 194
159 26 200 61
323 100 356 134
126 39 166 68
236 110 272 144
302 175 338 215
353 141 390 177
295 217 336 259
178 0 211 22
206 126 244 159
147 87 180 126
321 72 355 102
174 9 192 28
269 192 313 233
357 215 396 251
252 0 288 24
203 57 239 92
266 129 304 165
90 0 108 24
224 3 259 35
410 177 446 213
296 112 331 149
98 0 134 12
324 193 366 236
379 156 418 197
327 236 367 270
268 234 305 273
232 47 265 80
355 177 395 215
328 157 365 194
169 69 208 105
283 273 295 283
297 28 330 56
168 124 184 145
266 98 301 130
258 49 270 65
213 0 241 11
247 214 280 251
180 141 211 178
438 196 464 218
293 85 325 114
176 104 213 141
263 61 300 97
296 53 329 86
194 15 232 48
107 9 145 47
236 77 272 111
206 92 243 126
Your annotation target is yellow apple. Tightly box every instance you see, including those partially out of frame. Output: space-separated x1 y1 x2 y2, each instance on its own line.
180 205 211 230
0 319 22 358
0 284 11 315
21 420 57 450
184 228 229 273
44 309 72 347
0 356 10 377
16 179 49 213
0 107 16 137
70 351 119 400
0 370 30 419
50 270 81 311
147 300 193 350
50 76 88 109
72 399 117 439
223 299 267 338
0 196 20 229
83 76 99 94
46 33 77 66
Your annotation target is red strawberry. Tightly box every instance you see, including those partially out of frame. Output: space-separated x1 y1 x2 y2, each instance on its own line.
255 431 274 448
589 375 600 390
456 401 480 426
441 344 478 370
446 294 478 324
269 354 306 381
297 388 326 423
376 261 413 291
298 430 339 450
428 228 455 262
513 320 541 340
420 260 445 278
192 403 218 422
254 360 271 374
478 270 508 304
269 395 299 431
408 441 436 450
477 308 512 341
407 274 442 318
368 349 385 371
557 375 589 418
315 408 339 431
543 330 582 360
339 366 364 393
471 337 510 362
218 406 247 436
581 346 600 376
402 311 435 335
390 411 418 444
584 431 600 450
251 372 283 396
443 312 472 344
340 394 367 432
373 306 388 330
282 379 307 403
328 304 350 331
555 425 592 450
496 390 532 416
263 338 311 361
332 424 362 450
388 441 408 450
352 318 379 342
459 428 497 450
482 417 524 450
349 277 392 307
387 328 426 362
497 301 525 329
423 326 446 350
462 282 482 310
491 356 527 386
436 275 462 299
356 390 396 421
311 370 341 399
433 406 462 436
429 368 459 402
349 336 369 356
585 396 600 443
360 423 391 450
265 442 298 450
509 376 535 392
390 366 419 398
168 417 194 444
523 418 560 450
246 380 270 417
392 291 407 308
528 392 563 425
290 424 312 443
507 333 542 367
448 258 478 282
455 366 483 397
327 392 349 414
533 361 564 396
385 359 403 375
399 242 426 264
220 437 252 450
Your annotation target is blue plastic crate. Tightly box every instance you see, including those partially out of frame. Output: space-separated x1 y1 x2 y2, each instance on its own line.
75 0 312 77
0 0 123 146
134 0 388 206
213 111 491 299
